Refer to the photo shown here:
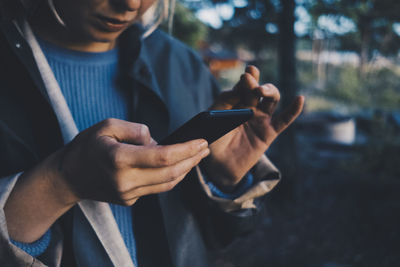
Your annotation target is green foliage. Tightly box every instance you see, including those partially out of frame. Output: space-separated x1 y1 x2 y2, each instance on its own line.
297 59 317 89
324 66 368 106
204 0 280 55
309 0 400 60
254 50 279 84
298 62 400 111
364 68 400 109
161 3 208 49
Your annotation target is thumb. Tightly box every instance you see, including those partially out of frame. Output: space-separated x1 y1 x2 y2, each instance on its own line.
210 90 241 110
271 96 305 134
97 119 153 146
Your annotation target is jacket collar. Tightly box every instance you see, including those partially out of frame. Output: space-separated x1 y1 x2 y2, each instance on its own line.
118 25 170 141
0 18 52 105
118 24 165 105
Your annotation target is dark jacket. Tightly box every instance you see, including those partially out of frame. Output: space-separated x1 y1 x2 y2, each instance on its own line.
0 16 273 267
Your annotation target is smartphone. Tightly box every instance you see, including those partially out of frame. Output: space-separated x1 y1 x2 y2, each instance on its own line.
159 109 254 145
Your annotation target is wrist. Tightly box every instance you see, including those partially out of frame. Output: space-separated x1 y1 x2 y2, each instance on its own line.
44 150 80 206
4 151 78 243
199 160 245 189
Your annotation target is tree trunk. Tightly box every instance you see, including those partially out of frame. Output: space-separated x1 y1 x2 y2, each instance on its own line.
359 17 372 75
274 0 299 201
278 0 296 107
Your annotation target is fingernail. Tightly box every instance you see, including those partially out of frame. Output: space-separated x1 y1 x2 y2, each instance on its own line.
199 140 208 150
150 138 158 146
201 148 210 157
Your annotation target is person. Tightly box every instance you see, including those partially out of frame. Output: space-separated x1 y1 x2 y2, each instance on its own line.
0 0 304 266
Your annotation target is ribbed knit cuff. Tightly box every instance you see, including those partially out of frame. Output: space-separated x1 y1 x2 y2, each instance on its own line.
10 228 52 257
203 172 254 200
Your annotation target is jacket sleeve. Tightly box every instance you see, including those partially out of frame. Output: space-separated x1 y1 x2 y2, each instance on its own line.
180 154 280 249
0 173 64 267
198 154 280 212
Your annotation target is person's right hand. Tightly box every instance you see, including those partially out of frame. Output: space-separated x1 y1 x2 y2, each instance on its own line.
50 118 210 206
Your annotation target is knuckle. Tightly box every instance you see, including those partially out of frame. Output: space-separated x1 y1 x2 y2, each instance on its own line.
259 85 268 95
167 166 182 179
242 72 252 79
161 181 176 192
157 149 172 166
112 171 133 194
265 83 276 89
114 178 129 195
102 118 118 129
107 145 123 168
265 84 281 100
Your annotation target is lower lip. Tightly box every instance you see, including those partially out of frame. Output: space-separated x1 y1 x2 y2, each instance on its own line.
97 17 129 32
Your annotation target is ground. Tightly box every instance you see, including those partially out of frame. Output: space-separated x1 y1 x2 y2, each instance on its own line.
212 127 400 267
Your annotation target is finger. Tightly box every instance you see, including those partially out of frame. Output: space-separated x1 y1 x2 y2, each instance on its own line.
212 66 260 110
239 73 260 107
114 138 209 168
271 96 305 134
96 118 153 145
121 148 209 194
149 138 158 146
210 90 241 110
256 84 281 115
121 173 186 204
245 65 260 83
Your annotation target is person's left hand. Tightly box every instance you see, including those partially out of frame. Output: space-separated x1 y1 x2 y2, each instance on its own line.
201 65 304 189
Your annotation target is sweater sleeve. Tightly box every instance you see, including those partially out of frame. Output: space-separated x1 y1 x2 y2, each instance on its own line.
10 229 52 257
196 154 280 212
179 154 280 248
202 172 254 200
0 173 62 267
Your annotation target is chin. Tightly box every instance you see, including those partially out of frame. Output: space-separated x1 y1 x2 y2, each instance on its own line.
76 25 122 46
89 30 121 42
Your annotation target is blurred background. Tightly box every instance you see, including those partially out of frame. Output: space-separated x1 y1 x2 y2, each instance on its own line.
163 0 400 266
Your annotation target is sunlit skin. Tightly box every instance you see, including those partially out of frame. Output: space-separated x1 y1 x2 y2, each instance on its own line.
4 0 304 244
32 0 155 52
204 66 304 187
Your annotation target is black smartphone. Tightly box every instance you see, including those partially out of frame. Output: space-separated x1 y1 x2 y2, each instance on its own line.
160 109 254 145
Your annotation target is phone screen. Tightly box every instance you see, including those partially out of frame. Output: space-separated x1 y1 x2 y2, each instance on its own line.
160 109 253 145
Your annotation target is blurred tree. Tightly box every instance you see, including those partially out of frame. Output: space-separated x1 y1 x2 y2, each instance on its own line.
308 0 400 71
278 0 296 108
209 0 280 56
161 2 209 49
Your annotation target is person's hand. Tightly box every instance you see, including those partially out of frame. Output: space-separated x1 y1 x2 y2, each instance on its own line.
51 118 210 206
202 65 304 188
